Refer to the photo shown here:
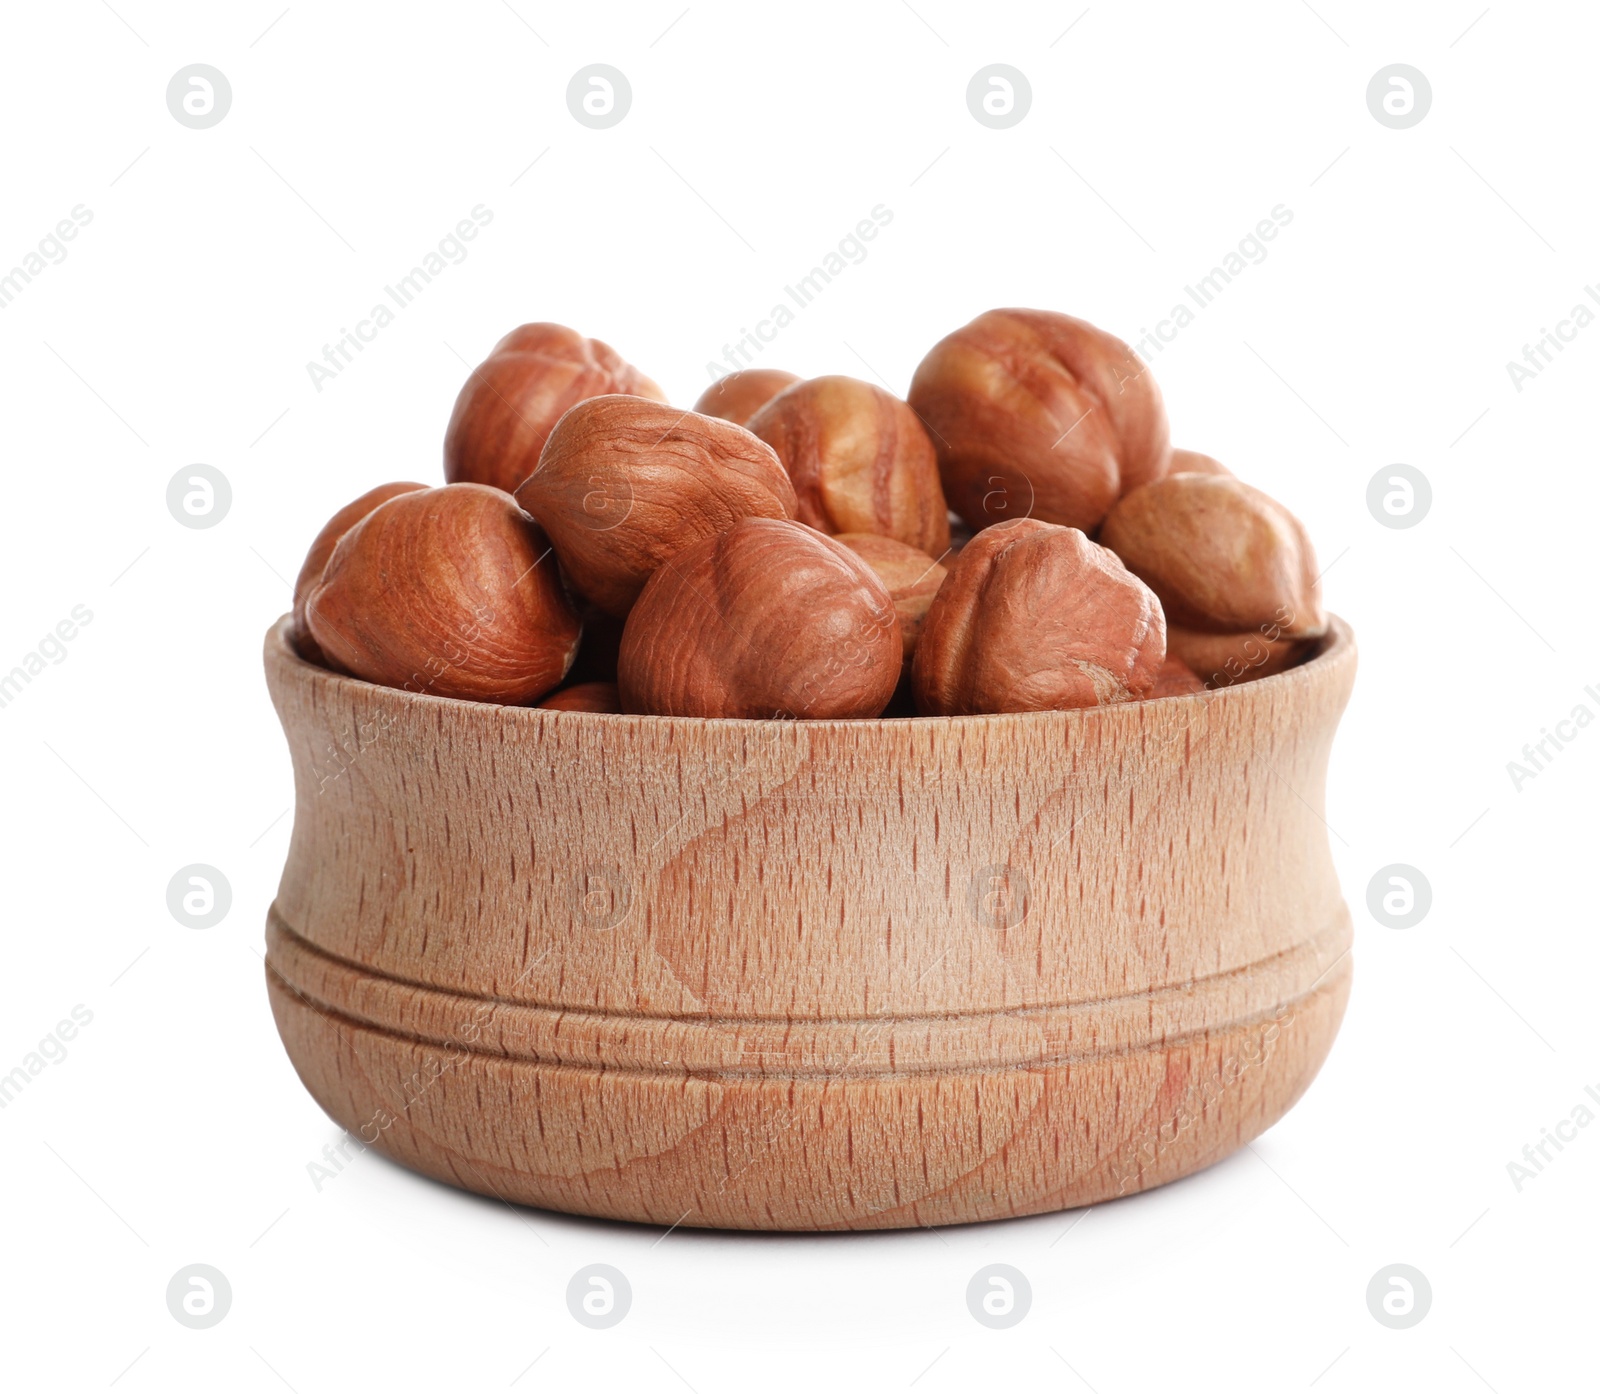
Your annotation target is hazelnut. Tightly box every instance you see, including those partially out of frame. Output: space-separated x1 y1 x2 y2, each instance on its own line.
746 376 950 555
1167 627 1312 689
305 483 580 704
1149 655 1205 698
907 308 1170 534
516 396 797 618
834 533 947 660
1099 473 1326 638
443 322 666 493
617 517 901 719
537 681 621 713
911 518 1165 715
693 369 800 424
1168 448 1231 477
290 481 427 663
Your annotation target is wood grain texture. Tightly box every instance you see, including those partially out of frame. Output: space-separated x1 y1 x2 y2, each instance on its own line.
263 615 1357 1230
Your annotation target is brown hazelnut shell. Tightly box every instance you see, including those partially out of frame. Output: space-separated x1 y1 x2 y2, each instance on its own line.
907 308 1170 534
693 369 800 425
1099 473 1325 638
1166 626 1313 688
290 481 428 664
834 533 948 661
1149 655 1206 698
517 396 797 618
443 322 666 494
536 681 621 713
618 517 901 720
305 483 580 704
911 517 1165 715
746 376 950 556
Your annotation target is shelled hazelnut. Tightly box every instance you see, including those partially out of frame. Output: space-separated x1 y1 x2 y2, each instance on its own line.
537 681 622 713
834 534 947 660
517 396 797 618
444 323 666 494
1099 473 1325 639
693 369 800 425
305 483 579 704
290 481 427 663
286 304 1332 719
908 309 1170 535
617 517 901 719
1166 627 1312 690
746 376 950 555
912 518 1165 715
1150 655 1206 698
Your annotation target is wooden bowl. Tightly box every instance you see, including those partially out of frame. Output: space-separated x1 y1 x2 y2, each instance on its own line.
263 616 1356 1230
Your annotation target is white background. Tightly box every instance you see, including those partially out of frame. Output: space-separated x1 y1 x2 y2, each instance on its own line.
2 1 1596 1390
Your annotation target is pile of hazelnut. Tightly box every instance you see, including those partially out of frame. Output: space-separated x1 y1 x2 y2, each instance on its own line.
290 310 1326 719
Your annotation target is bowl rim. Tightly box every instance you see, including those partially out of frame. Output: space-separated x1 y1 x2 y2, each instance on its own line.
265 612 1355 732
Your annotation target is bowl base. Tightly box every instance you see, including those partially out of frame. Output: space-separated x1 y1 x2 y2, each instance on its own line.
267 918 1349 1231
